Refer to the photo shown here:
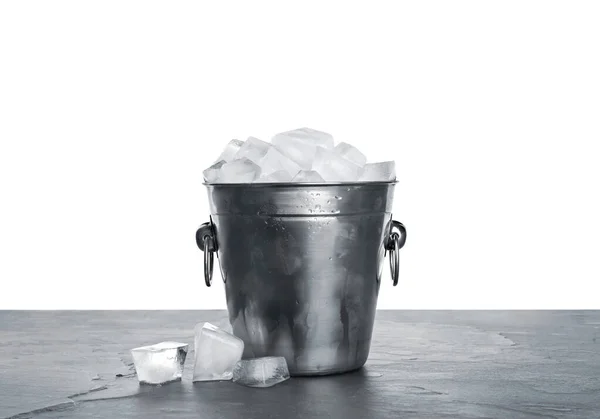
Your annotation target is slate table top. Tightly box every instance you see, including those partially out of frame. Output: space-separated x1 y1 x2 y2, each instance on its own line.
1 310 599 419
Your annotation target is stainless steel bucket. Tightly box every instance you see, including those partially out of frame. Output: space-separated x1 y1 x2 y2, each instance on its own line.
196 181 406 376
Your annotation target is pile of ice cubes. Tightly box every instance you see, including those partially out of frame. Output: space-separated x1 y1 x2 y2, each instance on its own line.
130 323 289 388
203 127 396 183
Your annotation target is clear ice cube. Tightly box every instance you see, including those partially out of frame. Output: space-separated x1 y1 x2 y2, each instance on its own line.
258 147 301 178
292 170 325 183
312 147 363 182
193 322 244 382
255 170 294 183
203 160 226 183
358 161 396 181
274 127 334 149
218 158 261 183
234 137 271 164
215 139 244 163
232 357 290 388
334 142 367 167
130 341 188 385
272 128 334 170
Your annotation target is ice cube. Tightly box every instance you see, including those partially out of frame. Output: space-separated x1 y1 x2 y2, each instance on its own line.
212 318 234 334
234 137 271 164
258 147 301 178
292 170 325 183
130 341 188 385
203 160 226 183
218 158 261 183
272 128 334 170
193 322 244 382
232 357 290 388
334 142 367 167
215 139 244 163
312 147 363 182
358 161 396 181
255 170 294 183
274 127 334 149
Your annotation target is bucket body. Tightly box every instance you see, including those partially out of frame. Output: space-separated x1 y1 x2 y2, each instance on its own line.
202 182 400 376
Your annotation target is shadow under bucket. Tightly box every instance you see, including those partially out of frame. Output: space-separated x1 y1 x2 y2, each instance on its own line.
196 181 406 376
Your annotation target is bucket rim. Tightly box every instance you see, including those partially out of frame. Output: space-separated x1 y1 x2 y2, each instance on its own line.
203 180 398 188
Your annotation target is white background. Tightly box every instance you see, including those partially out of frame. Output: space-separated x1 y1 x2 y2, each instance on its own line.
1 1 599 309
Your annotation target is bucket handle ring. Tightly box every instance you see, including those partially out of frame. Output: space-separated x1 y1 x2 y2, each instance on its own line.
385 220 407 286
196 218 218 287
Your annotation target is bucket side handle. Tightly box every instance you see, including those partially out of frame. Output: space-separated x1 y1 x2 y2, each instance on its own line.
195 217 218 287
384 220 407 286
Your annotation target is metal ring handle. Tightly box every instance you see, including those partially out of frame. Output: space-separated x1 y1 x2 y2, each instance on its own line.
385 219 406 286
196 218 217 287
203 235 214 287
388 233 400 286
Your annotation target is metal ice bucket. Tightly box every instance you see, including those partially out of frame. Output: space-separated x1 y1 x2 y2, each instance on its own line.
196 181 406 376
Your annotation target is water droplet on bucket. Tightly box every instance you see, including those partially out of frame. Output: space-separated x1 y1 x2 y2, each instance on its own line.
331 210 340 214
315 205 321 211
329 257 333 261
327 200 330 204
334 196 342 200
308 209 314 213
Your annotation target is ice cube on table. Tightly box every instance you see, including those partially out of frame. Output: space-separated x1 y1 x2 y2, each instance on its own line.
292 170 325 183
215 139 244 163
334 142 367 167
312 147 363 182
255 170 294 183
232 357 290 388
218 158 261 183
358 161 396 181
130 341 188 385
272 128 334 170
203 160 226 183
234 137 271 164
193 322 244 382
257 147 301 178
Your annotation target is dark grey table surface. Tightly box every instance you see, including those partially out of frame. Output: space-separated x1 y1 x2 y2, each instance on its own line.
1 311 599 419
